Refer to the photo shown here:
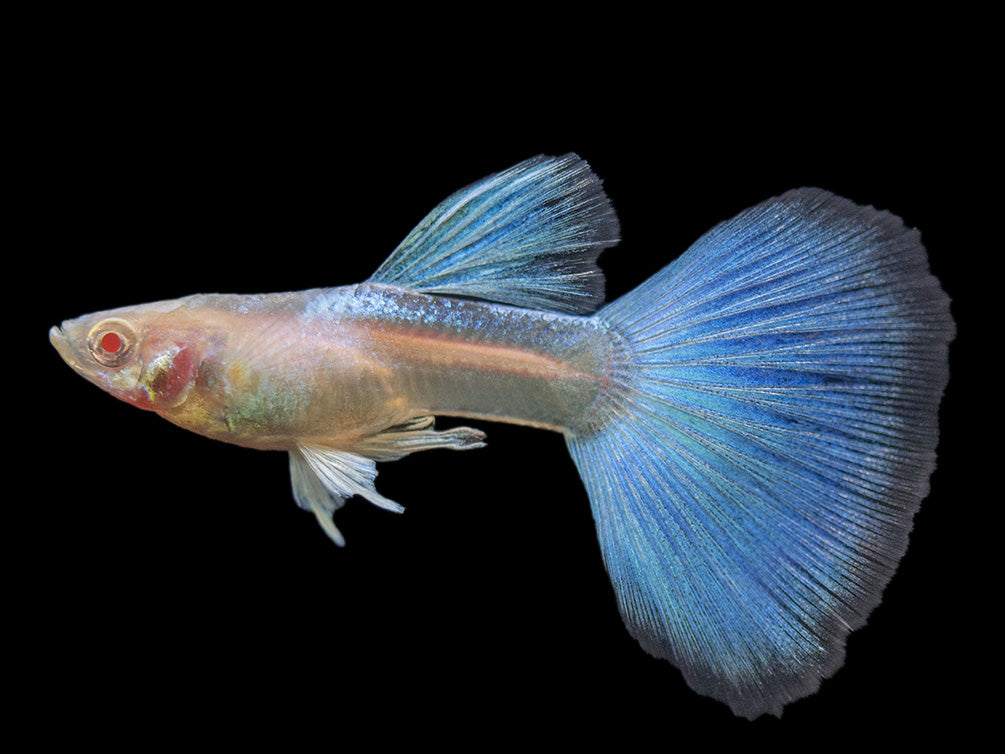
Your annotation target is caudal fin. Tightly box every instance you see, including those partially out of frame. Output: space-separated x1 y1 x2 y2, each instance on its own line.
566 188 954 718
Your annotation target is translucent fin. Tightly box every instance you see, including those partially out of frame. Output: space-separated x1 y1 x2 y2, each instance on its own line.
296 443 404 513
369 153 619 314
290 444 405 543
288 448 347 546
567 188 954 718
291 424 485 543
352 416 487 461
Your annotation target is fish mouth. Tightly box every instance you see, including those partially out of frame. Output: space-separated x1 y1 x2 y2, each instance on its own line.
49 325 75 365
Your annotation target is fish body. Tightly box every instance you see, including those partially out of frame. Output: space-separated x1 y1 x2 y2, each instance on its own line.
52 283 617 448
51 154 954 718
50 279 622 535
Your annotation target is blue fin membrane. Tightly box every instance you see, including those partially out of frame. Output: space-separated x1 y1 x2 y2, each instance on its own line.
369 154 619 314
567 188 953 718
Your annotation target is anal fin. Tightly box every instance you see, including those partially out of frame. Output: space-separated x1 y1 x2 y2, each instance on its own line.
354 416 486 460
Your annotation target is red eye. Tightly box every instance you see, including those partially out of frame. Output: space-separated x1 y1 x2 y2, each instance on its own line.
88 319 137 367
101 331 122 353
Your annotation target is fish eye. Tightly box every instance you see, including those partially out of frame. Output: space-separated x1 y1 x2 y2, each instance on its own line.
87 319 137 367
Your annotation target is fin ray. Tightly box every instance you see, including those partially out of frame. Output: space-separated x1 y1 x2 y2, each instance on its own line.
369 154 619 314
353 416 487 461
297 443 404 513
289 421 486 543
568 188 953 718
289 444 402 545
289 448 348 546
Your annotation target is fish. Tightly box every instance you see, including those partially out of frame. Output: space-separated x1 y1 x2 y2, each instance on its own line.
50 153 954 719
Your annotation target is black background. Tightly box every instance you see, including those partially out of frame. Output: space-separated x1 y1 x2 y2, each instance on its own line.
19 18 986 749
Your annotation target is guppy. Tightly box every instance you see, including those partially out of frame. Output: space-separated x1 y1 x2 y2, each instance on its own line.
50 154 953 719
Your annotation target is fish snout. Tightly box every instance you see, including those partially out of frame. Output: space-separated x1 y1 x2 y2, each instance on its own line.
49 324 73 363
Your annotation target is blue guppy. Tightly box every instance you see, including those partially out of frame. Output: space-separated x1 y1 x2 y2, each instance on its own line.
51 155 954 718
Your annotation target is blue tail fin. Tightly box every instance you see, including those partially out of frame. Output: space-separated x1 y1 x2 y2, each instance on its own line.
566 188 954 718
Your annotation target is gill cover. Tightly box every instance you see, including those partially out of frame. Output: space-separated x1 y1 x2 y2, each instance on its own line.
136 333 194 408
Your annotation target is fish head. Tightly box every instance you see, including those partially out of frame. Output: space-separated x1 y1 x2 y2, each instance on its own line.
50 297 209 414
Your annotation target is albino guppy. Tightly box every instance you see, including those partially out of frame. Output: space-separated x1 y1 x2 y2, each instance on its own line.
50 154 953 718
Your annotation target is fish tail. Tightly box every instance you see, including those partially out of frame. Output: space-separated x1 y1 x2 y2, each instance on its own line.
565 188 954 718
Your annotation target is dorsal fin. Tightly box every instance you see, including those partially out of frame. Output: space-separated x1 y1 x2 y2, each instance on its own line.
369 154 620 314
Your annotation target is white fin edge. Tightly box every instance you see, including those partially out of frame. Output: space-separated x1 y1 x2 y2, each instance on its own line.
288 448 347 546
297 443 405 514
